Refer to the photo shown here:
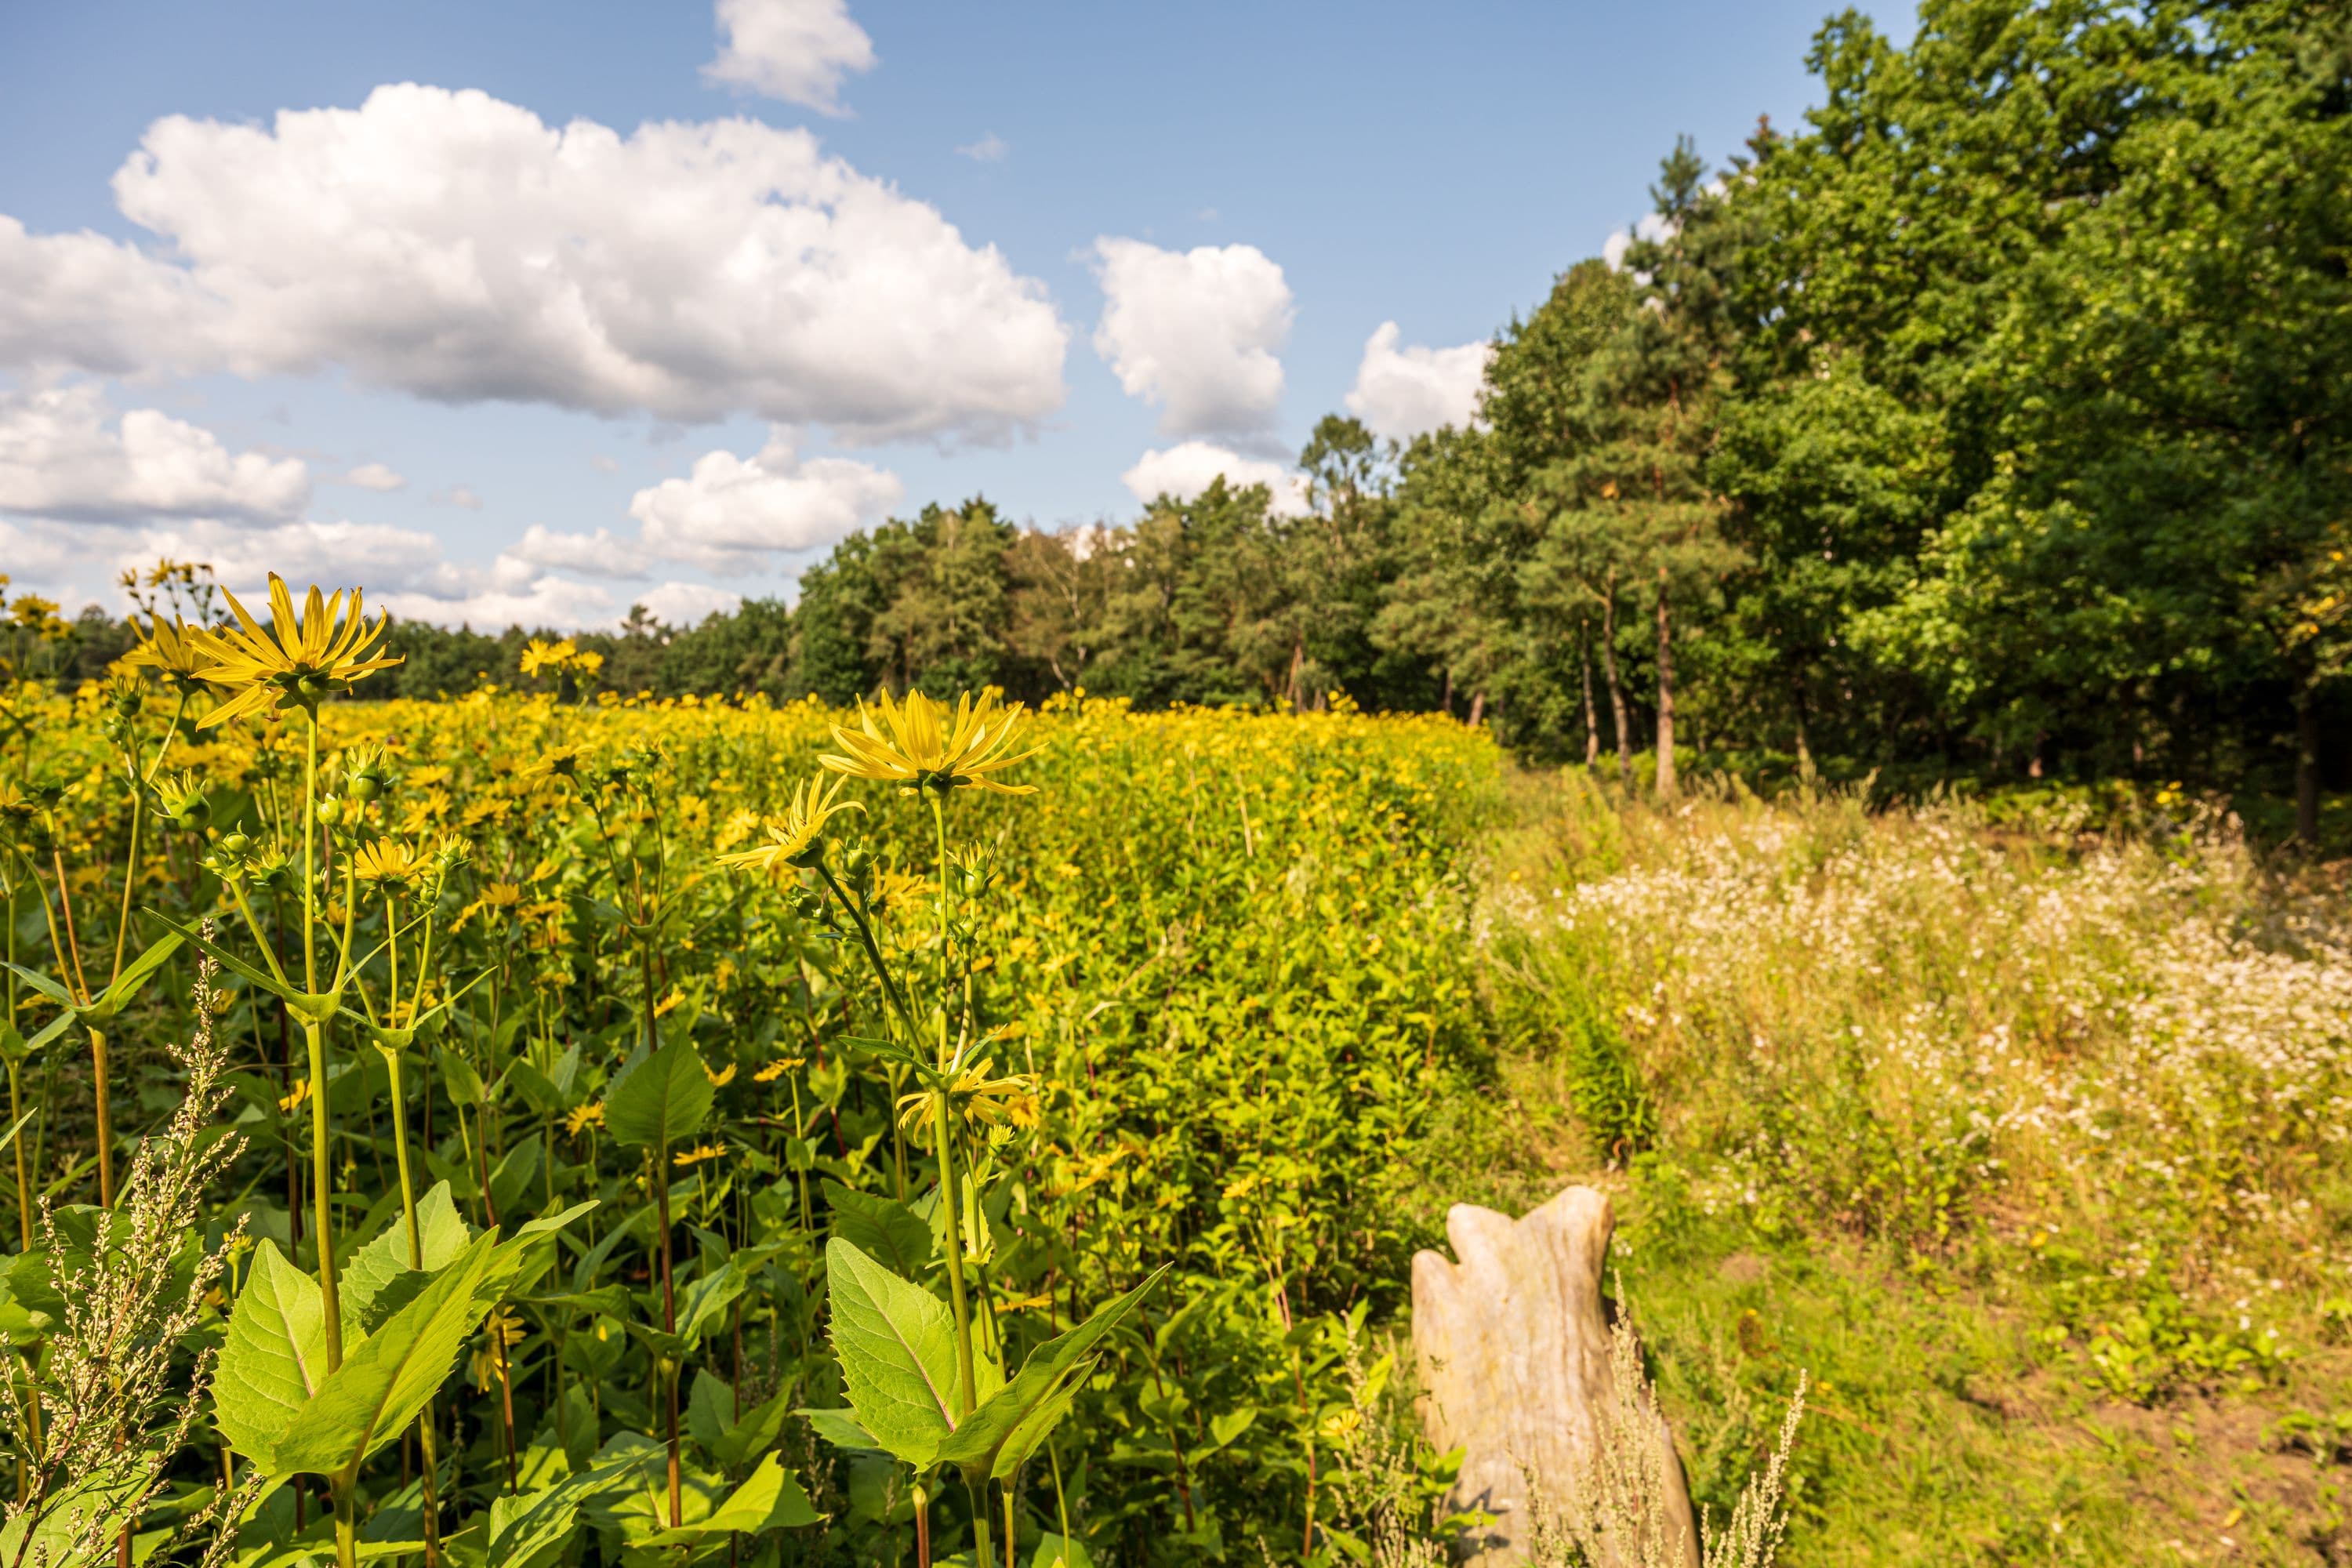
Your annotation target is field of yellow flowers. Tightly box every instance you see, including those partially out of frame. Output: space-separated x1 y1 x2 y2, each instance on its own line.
0 575 1499 1568
2 569 2347 1567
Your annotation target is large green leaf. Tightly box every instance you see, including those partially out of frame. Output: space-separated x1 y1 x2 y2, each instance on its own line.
214 1240 329 1470
603 1037 713 1150
640 1454 820 1545
271 1233 499 1484
339 1183 471 1340
823 1180 935 1276
938 1268 1168 1481
824 1237 962 1468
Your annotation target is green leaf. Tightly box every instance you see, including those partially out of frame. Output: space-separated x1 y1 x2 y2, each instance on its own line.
1 962 74 1010
688 1370 793 1472
486 1134 543 1225
825 1237 963 1468
603 1036 713 1151
836 1033 946 1089
640 1454 820 1544
938 1267 1168 1481
823 1180 935 1276
800 1407 882 1453
85 930 183 1022
435 1047 485 1109
673 1261 748 1348
214 1240 329 1471
339 1183 471 1340
142 913 297 1008
272 1232 500 1484
1032 1533 1097 1568
485 1469 605 1568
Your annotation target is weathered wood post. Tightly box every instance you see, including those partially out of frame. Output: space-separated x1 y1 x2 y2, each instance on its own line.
1411 1185 1700 1566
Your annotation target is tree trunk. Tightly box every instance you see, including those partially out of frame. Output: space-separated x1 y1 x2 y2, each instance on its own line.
1414 1187 1701 1566
1600 576 1632 789
2297 683 2322 848
1442 666 1455 718
1653 573 1676 800
1579 621 1600 768
1468 689 1486 728
1791 686 1813 781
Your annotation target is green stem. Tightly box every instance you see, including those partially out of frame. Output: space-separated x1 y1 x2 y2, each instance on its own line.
303 714 344 1370
8 1061 29 1252
307 1020 343 1367
384 1047 441 1566
331 1478 357 1568
86 1025 113 1210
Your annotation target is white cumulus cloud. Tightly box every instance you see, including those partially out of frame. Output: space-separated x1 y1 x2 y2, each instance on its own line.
704 0 876 116
508 524 653 579
0 85 1066 444
1121 441 1308 518
1602 212 1675 271
635 581 745 626
627 426 902 571
0 381 308 524
2 511 740 633
1344 322 1491 443
1091 238 1290 441
956 133 1008 164
339 462 405 492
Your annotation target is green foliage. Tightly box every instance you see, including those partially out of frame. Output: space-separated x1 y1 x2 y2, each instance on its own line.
601 1036 713 1152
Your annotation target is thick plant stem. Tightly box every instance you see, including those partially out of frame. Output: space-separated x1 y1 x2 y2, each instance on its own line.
86 1025 113 1209
927 790 992 1566
935 1091 980 1414
655 1148 682 1529
385 1049 441 1567
8 1060 29 1250
307 1021 343 1366
299 715 343 1367
331 1479 357 1568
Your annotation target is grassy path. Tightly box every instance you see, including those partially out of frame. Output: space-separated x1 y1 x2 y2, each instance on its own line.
1401 771 2352 1564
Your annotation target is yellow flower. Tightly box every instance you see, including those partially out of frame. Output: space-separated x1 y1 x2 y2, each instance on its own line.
753 1055 804 1083
470 1305 526 1389
564 1102 604 1138
519 746 587 784
819 689 1041 795
122 613 217 693
673 1143 726 1167
348 837 429 889
278 1078 311 1114
704 1062 738 1088
896 1057 1040 1134
519 637 577 679
714 775 863 873
189 574 402 729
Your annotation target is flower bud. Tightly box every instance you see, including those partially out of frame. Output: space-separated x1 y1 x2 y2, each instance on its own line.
220 832 252 857
315 796 344 827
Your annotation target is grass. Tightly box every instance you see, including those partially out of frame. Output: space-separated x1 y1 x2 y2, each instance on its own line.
1406 767 2352 1565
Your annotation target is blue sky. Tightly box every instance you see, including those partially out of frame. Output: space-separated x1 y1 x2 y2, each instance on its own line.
0 0 1914 629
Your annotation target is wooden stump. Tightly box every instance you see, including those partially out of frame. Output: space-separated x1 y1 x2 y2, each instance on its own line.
1410 1186 1700 1567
